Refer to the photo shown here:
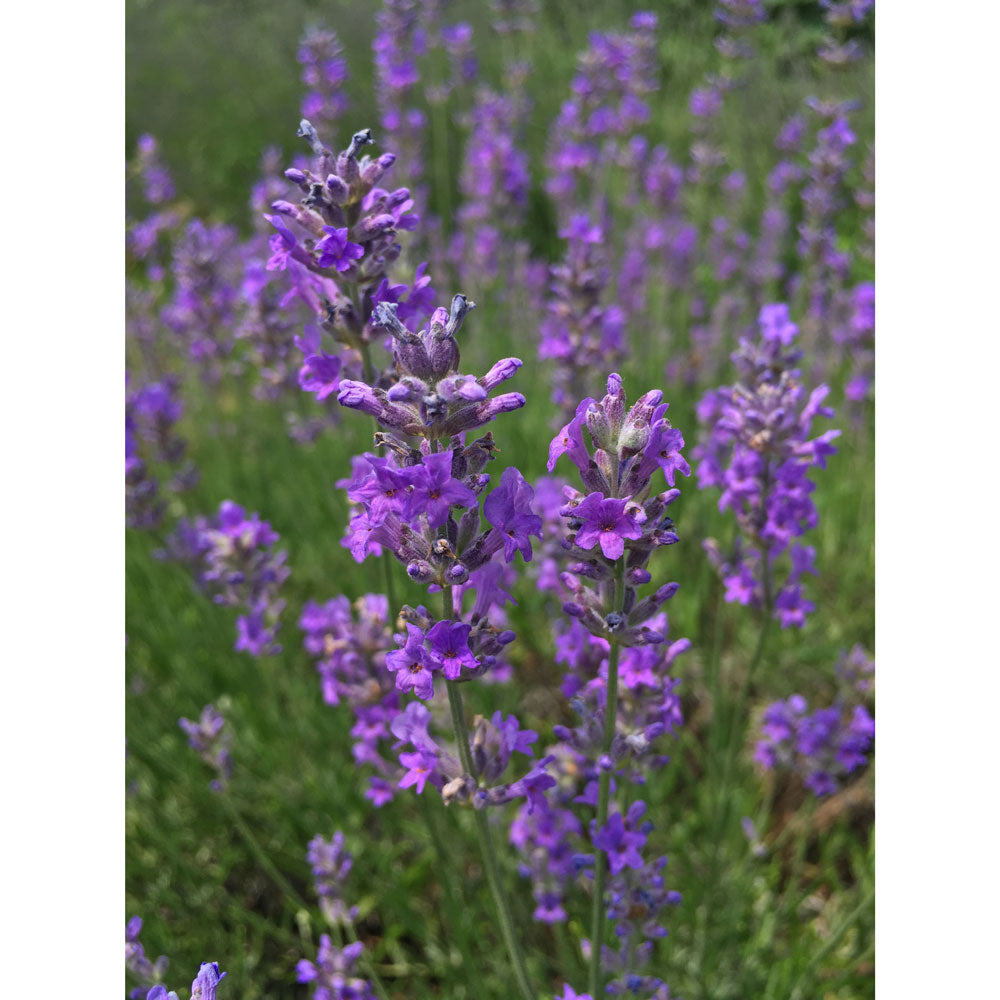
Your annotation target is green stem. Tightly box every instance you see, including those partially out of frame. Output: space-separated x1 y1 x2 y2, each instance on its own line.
442 588 536 1000
417 789 477 983
587 560 627 998
696 599 775 995
224 797 390 1000
220 795 313 913
788 888 874 1000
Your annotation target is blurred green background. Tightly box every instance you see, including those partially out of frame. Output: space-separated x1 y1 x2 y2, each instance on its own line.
126 1 874 998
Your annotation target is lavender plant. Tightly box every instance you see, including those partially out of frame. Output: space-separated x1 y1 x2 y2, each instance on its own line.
178 704 232 791
334 288 543 999
125 374 197 529
546 373 690 997
757 647 874 796
163 500 289 656
125 5 876 994
696 304 840 629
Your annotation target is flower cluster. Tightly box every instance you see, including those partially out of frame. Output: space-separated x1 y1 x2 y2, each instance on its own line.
755 687 874 797
373 0 428 199
524 375 687 995
539 217 626 415
178 704 233 792
126 134 181 277
126 374 197 529
553 616 687 777
796 101 859 363
298 24 349 132
391 701 555 810
161 218 242 380
696 304 840 627
818 0 874 66
163 500 289 655
308 831 359 925
335 286 554 810
547 373 689 648
266 122 425 353
299 594 406 806
714 0 767 62
336 294 540 610
383 605 516 701
298 829 375 1000
582 806 682 997
545 13 660 221
298 938 374 1000
453 87 531 290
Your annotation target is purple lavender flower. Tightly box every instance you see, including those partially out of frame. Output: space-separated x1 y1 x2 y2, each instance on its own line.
179 704 233 791
695 305 840 627
308 831 359 924
592 805 647 875
454 88 531 290
298 342 343 401
316 226 365 271
373 0 427 199
386 623 439 699
190 963 227 1000
160 219 242 380
539 218 625 415
483 467 543 563
297 936 374 1000
426 620 478 679
126 374 197 529
298 24 349 131
756 654 875 796
162 501 289 655
408 451 477 527
570 494 645 561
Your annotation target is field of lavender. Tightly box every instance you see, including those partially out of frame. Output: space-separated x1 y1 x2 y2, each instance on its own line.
125 2 875 998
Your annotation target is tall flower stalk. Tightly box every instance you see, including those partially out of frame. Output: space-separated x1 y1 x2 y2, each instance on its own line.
335 292 542 999
547 373 689 997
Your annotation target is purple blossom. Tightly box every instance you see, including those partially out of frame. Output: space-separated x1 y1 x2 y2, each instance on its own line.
178 704 233 791
426 620 478 679
316 226 365 271
592 807 647 875
399 750 437 793
190 964 227 1000
298 349 343 401
484 467 544 563
408 452 477 527
570 493 644 560
297 936 374 1000
385 623 439 699
162 501 289 655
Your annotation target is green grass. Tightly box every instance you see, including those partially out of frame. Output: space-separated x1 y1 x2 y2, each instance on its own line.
126 2 874 997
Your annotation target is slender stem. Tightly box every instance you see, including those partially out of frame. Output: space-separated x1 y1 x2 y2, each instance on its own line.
697 599 775 994
441 587 536 1000
788 887 874 1000
223 796 390 1000
220 795 313 913
587 560 627 998
417 788 477 983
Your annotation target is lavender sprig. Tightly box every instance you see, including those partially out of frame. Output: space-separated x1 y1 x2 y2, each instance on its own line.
335 285 538 999
695 304 840 628
162 500 290 655
547 373 689 997
179 704 233 792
